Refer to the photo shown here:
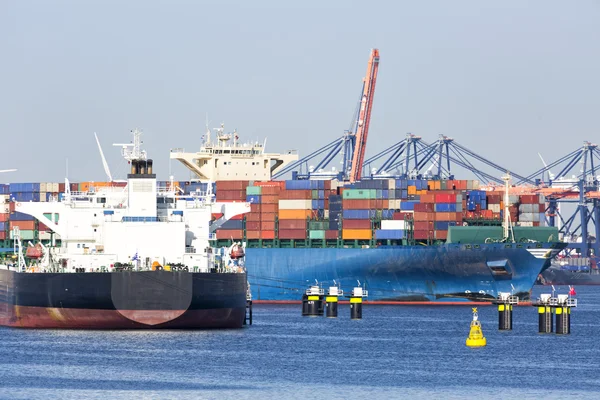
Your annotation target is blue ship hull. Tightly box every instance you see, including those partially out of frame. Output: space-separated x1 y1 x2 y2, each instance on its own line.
246 242 566 302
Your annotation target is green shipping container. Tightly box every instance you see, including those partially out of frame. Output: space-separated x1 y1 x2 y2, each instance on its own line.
10 230 35 240
246 186 262 195
309 230 326 239
312 190 319 200
343 189 376 199
308 221 328 230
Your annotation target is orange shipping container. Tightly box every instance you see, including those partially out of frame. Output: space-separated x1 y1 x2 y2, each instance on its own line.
260 230 276 240
246 221 261 231
216 229 243 239
255 181 285 189
246 231 261 239
279 209 312 219
0 213 8 222
10 220 35 230
342 229 372 240
420 194 435 203
407 186 417 195
250 204 261 213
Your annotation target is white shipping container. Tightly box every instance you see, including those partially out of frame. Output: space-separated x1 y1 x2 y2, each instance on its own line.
278 199 312 210
324 210 329 219
489 204 501 213
39 232 61 240
2 205 9 213
381 220 406 230
51 183 59 192
393 199 402 209
388 179 396 190
518 221 534 227
473 180 480 189
0 194 8 203
40 192 47 202
40 183 47 192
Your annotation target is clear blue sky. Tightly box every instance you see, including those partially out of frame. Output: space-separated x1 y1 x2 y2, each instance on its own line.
1 0 598 183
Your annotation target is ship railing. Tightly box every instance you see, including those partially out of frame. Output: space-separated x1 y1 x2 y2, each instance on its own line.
170 148 185 153
305 287 325 296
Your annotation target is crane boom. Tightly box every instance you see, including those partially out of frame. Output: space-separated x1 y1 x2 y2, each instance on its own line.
349 48 380 183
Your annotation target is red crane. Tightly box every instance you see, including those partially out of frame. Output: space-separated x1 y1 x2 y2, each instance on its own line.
349 49 380 183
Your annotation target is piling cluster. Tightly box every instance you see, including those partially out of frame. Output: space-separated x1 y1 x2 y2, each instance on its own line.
302 284 368 319
532 293 577 335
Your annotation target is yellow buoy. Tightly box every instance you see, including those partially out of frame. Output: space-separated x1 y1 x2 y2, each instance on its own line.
466 307 487 348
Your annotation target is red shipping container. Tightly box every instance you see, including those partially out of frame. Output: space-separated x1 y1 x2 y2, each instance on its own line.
261 195 279 204
10 221 35 230
250 204 261 213
413 230 434 240
216 190 245 201
261 221 275 230
343 200 372 209
279 190 311 200
216 229 243 239
216 181 249 191
261 230 276 240
39 222 49 231
255 181 286 189
487 195 501 204
519 195 538 204
539 204 546 212
414 203 434 212
261 186 281 195
58 183 66 192
393 212 414 220
246 231 261 240
435 230 448 240
246 213 261 222
230 214 243 220
435 193 456 203
246 221 261 231
211 213 223 220
279 219 307 230
343 220 371 229
278 229 306 239
261 204 278 213
0 213 8 222
260 212 277 221
414 221 434 231
325 230 339 240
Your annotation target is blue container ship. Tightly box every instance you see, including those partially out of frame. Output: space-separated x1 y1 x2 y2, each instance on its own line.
246 242 565 302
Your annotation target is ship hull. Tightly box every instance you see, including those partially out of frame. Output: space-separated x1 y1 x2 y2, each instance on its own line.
0 270 247 329
246 243 565 302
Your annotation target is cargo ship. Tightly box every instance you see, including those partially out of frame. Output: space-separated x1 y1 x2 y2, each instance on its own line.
538 257 600 285
0 129 252 329
0 127 566 303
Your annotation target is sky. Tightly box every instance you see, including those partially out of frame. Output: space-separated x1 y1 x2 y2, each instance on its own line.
1 0 599 184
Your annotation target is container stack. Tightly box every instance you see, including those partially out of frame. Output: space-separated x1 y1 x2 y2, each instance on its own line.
0 185 9 242
278 180 314 240
9 211 36 240
517 194 546 227
214 181 248 239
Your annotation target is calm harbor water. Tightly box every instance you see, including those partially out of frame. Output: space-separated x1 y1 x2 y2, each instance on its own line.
1 285 599 399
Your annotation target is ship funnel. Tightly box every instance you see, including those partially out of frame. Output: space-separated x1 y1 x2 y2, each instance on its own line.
131 160 137 175
147 159 153 174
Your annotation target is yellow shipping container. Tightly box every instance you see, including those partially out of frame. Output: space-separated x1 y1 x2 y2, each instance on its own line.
278 209 312 219
342 229 372 240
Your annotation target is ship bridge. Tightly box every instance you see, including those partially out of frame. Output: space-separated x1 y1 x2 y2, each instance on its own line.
170 124 298 181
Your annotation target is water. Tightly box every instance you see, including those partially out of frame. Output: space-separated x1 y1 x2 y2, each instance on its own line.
1 286 599 399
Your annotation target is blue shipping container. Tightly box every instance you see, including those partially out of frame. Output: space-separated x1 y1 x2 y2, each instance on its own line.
246 195 261 203
435 203 457 212
343 209 376 219
400 201 415 211
375 229 405 240
220 220 244 230
11 211 36 221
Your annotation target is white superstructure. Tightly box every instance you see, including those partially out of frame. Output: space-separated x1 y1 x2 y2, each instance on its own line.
170 123 298 181
14 129 251 273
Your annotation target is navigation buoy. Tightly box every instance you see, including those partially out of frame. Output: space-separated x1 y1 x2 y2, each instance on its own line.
466 307 487 348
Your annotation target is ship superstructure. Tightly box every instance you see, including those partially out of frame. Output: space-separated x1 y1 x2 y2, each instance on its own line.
170 123 298 181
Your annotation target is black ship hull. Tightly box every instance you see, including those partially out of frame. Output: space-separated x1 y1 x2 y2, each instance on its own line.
0 269 247 329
